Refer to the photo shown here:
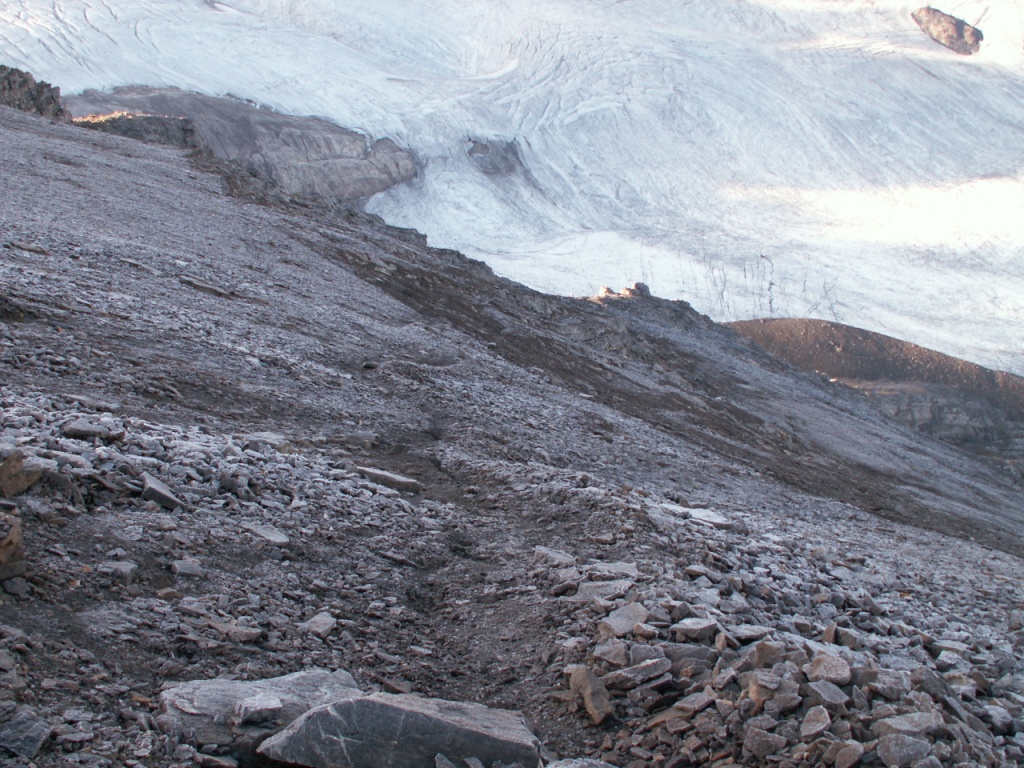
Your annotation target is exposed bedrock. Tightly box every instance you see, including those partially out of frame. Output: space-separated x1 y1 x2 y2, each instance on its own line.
0 65 72 122
66 86 418 204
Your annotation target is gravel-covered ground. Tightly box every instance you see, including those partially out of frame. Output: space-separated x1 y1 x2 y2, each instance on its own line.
2 104 1024 767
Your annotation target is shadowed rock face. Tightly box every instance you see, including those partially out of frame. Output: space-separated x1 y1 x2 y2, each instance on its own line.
911 7 983 55
0 65 72 122
66 86 417 204
74 112 204 150
729 318 1024 459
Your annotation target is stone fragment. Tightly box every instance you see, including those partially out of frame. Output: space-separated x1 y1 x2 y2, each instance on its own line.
805 680 850 710
567 665 614 724
159 669 362 751
983 703 1013 734
742 671 783 711
675 689 715 715
256 692 540 768
356 466 422 493
743 726 787 758
0 451 41 498
686 507 731 529
98 560 138 585
670 617 718 642
208 620 262 643
545 761 618 768
533 546 576 566
804 653 851 685
869 669 912 700
141 472 185 509
729 624 773 644
240 522 290 546
597 602 648 638
871 710 943 737
298 612 336 639
234 693 283 724
564 579 633 602
600 658 672 690
875 733 930 767
934 650 967 671
833 741 865 768
751 639 785 668
243 431 292 452
800 705 831 740
0 514 26 581
585 561 639 580
179 275 232 298
0 707 52 758
910 665 951 699
196 756 239 768
61 418 123 442
3 577 30 597
172 559 205 578
593 641 629 667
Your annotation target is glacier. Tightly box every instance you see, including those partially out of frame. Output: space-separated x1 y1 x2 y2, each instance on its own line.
2 0 1023 373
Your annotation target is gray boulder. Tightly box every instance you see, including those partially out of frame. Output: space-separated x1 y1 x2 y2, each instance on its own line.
0 707 52 759
257 692 541 768
158 668 362 751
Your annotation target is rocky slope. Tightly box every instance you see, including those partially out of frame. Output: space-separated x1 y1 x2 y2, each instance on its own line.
2 102 1024 768
729 319 1024 466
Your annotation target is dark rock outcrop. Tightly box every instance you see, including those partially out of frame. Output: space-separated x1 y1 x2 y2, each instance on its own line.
912 7 983 55
0 65 72 121
74 112 204 150
158 669 362 754
66 87 417 204
729 318 1024 460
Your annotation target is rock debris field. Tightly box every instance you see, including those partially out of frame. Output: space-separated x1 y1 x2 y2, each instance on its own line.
2 103 1024 768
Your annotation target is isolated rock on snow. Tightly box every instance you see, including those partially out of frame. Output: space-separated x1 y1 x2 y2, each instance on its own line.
256 692 540 768
0 65 72 121
75 111 204 150
158 669 362 751
912 7 983 55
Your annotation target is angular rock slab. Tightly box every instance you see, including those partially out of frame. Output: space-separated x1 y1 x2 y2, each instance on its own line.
356 466 422 493
0 707 52 758
159 668 361 750
141 472 186 510
257 692 541 768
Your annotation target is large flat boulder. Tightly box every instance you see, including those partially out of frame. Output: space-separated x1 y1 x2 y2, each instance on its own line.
257 692 541 768
158 668 362 752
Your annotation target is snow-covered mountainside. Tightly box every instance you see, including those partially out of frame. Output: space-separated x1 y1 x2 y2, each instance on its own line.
2 0 1023 374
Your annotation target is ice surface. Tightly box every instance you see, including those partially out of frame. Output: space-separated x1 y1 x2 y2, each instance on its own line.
2 0 1023 372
